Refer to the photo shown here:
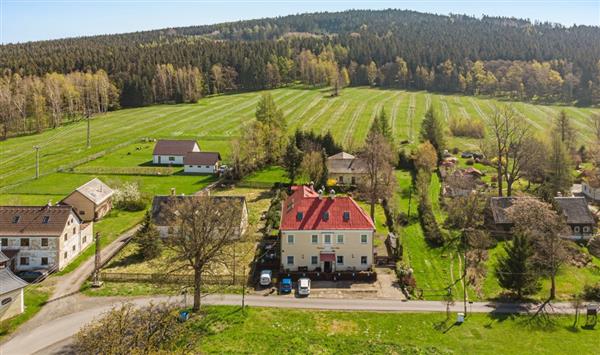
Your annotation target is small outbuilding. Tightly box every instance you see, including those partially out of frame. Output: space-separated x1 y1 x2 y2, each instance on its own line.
61 178 113 222
183 152 221 174
0 268 28 321
152 139 200 165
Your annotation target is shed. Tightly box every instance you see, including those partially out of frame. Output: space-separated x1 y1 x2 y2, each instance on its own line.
61 178 114 221
183 152 221 174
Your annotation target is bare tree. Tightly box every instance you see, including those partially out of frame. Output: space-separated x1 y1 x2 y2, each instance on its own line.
358 130 396 220
163 196 243 312
507 198 569 300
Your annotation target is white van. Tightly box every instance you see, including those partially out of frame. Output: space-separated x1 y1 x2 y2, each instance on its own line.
259 270 272 286
297 278 311 296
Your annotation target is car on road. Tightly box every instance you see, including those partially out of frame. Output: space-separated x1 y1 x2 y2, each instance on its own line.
297 277 311 296
17 269 49 283
279 278 292 294
259 269 272 286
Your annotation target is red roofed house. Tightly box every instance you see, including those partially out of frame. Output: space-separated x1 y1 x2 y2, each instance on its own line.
183 152 221 174
279 185 376 273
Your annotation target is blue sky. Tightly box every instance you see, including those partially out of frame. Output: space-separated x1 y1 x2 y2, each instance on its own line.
1 0 599 44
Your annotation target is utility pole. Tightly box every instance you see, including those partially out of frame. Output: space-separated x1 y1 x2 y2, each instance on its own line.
33 145 40 179
92 232 103 287
241 265 246 312
462 229 468 317
232 244 236 285
86 112 91 148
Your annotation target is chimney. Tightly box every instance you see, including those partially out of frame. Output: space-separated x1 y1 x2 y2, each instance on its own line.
309 181 314 190
318 189 324 199
329 189 336 199
170 187 176 196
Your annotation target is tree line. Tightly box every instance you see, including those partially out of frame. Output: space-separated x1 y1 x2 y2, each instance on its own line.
1 9 599 109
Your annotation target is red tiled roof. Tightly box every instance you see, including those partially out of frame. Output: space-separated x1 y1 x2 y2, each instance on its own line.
0 205 76 236
280 186 375 231
152 140 198 156
183 152 221 165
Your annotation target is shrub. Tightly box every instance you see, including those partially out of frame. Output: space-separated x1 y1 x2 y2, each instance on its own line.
582 283 600 301
465 158 475 165
396 261 417 294
451 147 460 155
418 201 444 246
397 149 414 170
113 182 147 211
449 116 485 138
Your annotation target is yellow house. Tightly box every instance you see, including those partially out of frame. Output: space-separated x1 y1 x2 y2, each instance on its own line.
326 152 368 185
61 178 113 222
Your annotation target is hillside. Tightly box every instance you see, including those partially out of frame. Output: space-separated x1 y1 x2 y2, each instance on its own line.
1 87 598 191
1 9 599 110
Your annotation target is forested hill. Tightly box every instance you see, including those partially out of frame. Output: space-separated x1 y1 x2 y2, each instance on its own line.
1 9 600 118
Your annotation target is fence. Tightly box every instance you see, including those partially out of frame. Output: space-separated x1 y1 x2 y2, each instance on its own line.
99 272 247 286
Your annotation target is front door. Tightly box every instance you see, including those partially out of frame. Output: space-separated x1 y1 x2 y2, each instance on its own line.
324 261 332 273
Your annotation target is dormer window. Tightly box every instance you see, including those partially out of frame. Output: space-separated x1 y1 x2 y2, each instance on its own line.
343 211 350 221
12 215 20 224
322 211 329 221
296 212 303 221
42 216 50 224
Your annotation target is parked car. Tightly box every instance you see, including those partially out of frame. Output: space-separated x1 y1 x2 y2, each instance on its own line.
17 269 49 283
279 278 292 294
259 270 273 286
297 278 311 296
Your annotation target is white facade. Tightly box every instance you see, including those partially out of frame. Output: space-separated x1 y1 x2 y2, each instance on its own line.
280 229 374 272
0 213 93 271
582 182 600 203
184 163 218 174
153 155 185 165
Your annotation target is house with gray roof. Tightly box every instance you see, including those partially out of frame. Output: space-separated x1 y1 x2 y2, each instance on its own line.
61 178 113 222
554 197 596 240
0 268 28 320
326 152 368 185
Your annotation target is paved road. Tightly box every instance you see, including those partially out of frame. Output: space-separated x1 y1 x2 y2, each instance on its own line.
0 293 582 355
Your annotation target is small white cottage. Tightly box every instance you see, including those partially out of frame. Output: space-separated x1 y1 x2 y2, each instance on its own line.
183 152 221 174
152 140 200 165
0 268 28 320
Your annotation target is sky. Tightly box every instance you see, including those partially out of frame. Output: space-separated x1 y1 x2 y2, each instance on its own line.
1 0 599 44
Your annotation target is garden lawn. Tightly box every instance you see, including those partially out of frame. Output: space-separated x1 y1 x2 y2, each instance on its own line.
190 306 599 354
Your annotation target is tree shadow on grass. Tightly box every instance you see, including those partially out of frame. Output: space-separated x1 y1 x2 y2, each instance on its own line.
104 250 146 269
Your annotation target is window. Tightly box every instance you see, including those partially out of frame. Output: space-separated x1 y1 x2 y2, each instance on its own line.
64 252 67 259
287 256 294 265
287 235 294 245
311 256 318 265
72 245 76 251
80 210 85 215
324 234 331 244
343 211 350 221
12 215 20 224
41 257 48 266
336 255 344 265
1 238 7 247
20 238 29 247
584 226 591 233
72 227 76 234
20 257 29 265
574 226 581 233
64 234 67 241
1 298 12 306
361 235 368 244
322 211 329 221
361 256 368 265
337 235 344 244
41 238 48 247
296 212 304 221
83 236 87 244
42 216 50 224
205 165 210 168
169 156 175 161
311 235 318 244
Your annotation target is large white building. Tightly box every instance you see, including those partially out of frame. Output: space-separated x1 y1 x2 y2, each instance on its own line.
0 205 93 271
279 186 376 273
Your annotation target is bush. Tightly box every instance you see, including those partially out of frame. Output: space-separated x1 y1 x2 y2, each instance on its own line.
396 261 417 294
465 159 475 166
449 117 485 138
582 283 600 301
418 201 445 246
451 147 460 155
113 182 147 211
397 149 414 170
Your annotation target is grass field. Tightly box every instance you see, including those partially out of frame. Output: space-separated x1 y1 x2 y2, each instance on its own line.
186 306 599 354
2 87 598 190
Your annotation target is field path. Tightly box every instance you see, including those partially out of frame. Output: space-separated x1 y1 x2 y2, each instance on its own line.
390 92 404 137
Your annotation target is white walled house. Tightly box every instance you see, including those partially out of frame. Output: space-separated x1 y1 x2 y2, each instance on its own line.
582 181 600 203
183 152 221 174
152 139 200 165
326 152 368 185
279 186 376 273
0 205 93 271
0 268 28 321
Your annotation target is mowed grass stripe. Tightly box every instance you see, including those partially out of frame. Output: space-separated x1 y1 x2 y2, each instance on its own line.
390 92 406 137
320 101 349 134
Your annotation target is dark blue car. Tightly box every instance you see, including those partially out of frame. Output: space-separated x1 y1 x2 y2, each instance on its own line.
280 278 292 294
